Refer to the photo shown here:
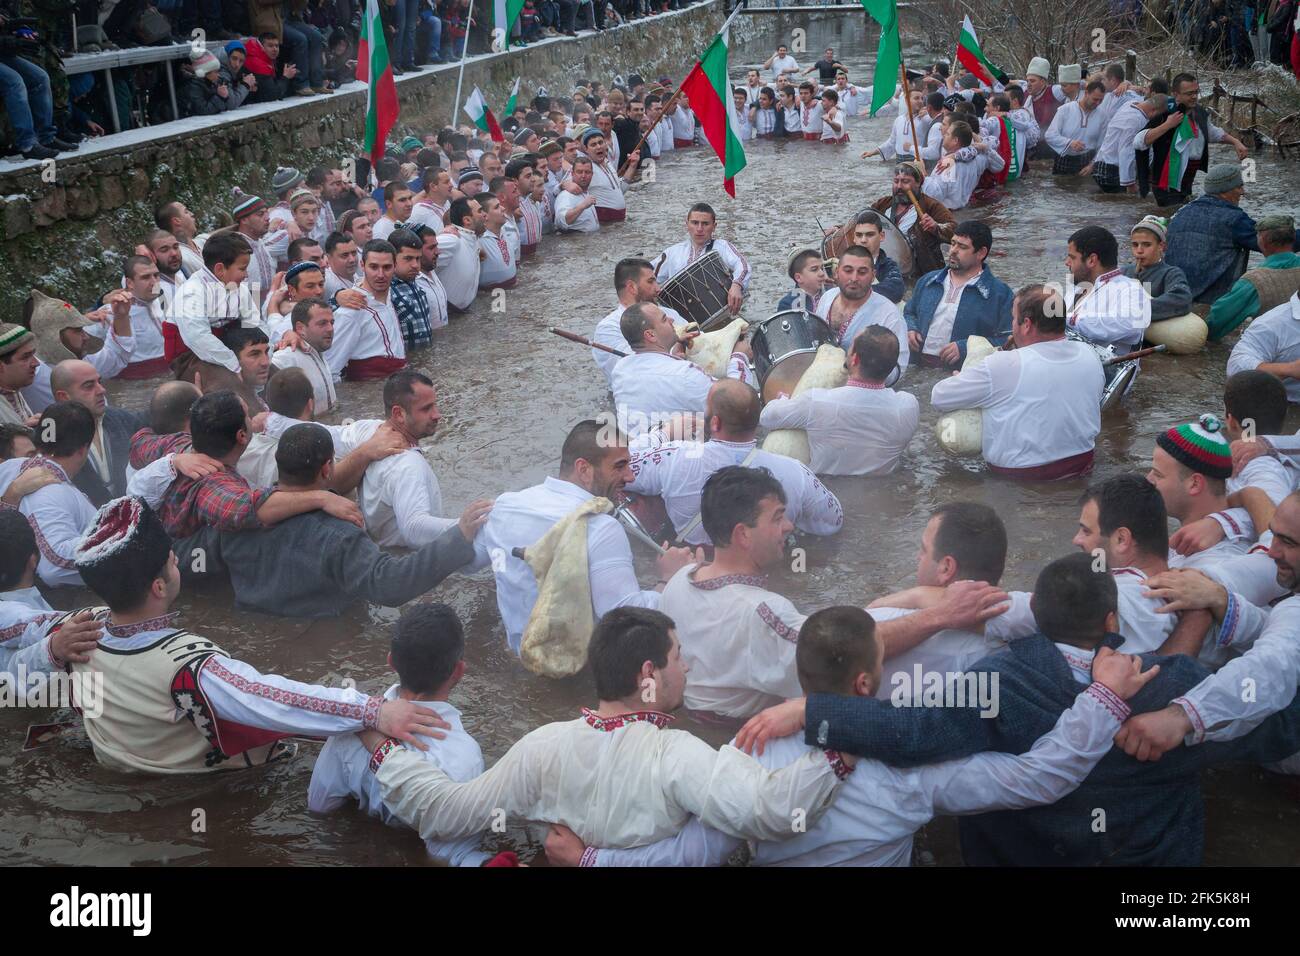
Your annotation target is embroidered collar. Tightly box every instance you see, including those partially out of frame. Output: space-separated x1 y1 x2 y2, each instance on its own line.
846 379 886 390
19 456 69 484
689 569 768 590
1057 644 1095 674
581 707 675 731
105 611 180 639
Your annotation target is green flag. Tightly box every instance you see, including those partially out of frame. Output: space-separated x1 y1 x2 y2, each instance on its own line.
860 0 901 117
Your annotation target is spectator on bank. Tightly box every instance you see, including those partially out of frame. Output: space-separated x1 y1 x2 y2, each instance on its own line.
178 50 229 117
0 13 78 159
283 10 330 93
419 0 445 64
216 39 257 109
244 31 297 101
441 0 471 58
324 28 355 87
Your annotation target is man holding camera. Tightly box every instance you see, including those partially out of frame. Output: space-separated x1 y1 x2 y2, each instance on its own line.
0 11 78 160
1136 71 1248 208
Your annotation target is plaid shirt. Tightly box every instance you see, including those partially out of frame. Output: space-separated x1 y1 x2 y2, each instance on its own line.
390 277 433 349
158 466 272 540
129 428 193 471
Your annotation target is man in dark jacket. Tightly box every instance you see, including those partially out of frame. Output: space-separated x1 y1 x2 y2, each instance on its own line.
1135 72 1248 207
736 552 1300 866
1165 163 1260 306
208 423 489 617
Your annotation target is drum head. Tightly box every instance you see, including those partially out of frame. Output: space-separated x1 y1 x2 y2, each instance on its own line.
761 353 816 404
879 216 915 278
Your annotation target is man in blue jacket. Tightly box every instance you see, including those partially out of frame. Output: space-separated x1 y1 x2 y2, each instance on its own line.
1164 163 1259 306
903 221 1013 368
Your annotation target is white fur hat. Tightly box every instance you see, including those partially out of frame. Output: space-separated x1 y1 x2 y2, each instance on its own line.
1026 57 1051 80
1058 63 1082 84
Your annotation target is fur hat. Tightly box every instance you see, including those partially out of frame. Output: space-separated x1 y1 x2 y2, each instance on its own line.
1026 57 1051 80
75 496 172 577
28 289 93 366
1058 63 1082 84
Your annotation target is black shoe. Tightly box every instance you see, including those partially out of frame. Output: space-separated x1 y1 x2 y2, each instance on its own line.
47 137 80 152
21 143 58 160
392 65 406 75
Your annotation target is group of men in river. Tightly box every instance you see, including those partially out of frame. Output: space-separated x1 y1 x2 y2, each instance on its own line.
1 36 1300 868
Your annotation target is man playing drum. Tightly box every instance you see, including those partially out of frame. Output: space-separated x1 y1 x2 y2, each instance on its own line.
870 163 955 278
814 246 910 380
653 203 751 317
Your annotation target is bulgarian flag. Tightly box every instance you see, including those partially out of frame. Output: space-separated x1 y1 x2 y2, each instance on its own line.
494 0 526 50
503 76 522 118
356 0 398 165
464 86 504 142
860 0 901 117
955 15 1003 86
995 116 1018 183
680 19 747 197
1157 112 1197 190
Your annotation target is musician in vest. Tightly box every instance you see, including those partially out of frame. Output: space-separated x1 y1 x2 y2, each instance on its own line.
1022 57 1069 159
815 247 910 379
653 203 751 318
870 162 956 278
1207 215 1300 340
578 127 638 223
1164 164 1260 306
1065 225 1152 351
52 496 449 775
610 303 752 439
1136 73 1249 208
904 221 1013 368
932 284 1104 480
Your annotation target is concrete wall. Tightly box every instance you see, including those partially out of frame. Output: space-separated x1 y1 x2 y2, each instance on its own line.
0 0 790 318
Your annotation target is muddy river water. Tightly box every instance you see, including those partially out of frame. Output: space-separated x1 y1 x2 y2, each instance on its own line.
3 22 1299 866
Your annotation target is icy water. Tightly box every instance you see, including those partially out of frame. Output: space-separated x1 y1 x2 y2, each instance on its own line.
3 20 1299 866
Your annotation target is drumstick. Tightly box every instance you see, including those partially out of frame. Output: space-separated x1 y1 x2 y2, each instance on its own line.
904 188 926 220
549 326 626 357
1103 344 1166 365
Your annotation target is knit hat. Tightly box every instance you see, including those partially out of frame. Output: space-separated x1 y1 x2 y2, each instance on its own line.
514 128 537 145
1058 63 1081 84
400 136 423 152
538 139 561 156
1130 214 1168 243
74 496 172 579
232 190 267 219
224 40 246 55
289 188 319 210
1203 163 1244 194
191 50 220 78
0 322 34 358
28 289 93 366
1256 214 1294 233
1026 57 1051 80
579 126 605 144
1157 414 1232 480
456 167 484 187
271 166 304 195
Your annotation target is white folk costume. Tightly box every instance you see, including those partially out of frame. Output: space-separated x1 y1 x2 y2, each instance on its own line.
798 100 823 140
471 476 662 655
1044 100 1104 167
1228 294 1300 403
626 435 844 545
919 120 945 162
1008 106 1041 152
782 103 801 135
26 325 135 414
179 242 204 278
0 457 96 587
653 238 751 294
1066 270 1152 348
308 687 490 866
478 226 519 289
347 418 456 550
671 106 696 147
0 586 59 688
590 303 685 383
609 350 750 438
815 288 910 377
554 189 600 234
751 106 779 137
1096 101 1151 187
167 266 265 373
370 705 849 851
819 107 848 144
921 145 1004 211
875 111 931 160
758 382 919 476
930 338 1104 478
241 229 287 302
407 199 448 231
324 266 357 301
118 296 167 378
586 156 628 223
325 287 407 381
271 343 338 413
517 197 544 255
417 270 449 332
435 226 483 311
586 686 1128 867
661 564 805 719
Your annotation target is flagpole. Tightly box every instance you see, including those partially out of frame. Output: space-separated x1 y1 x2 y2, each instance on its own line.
898 60 925 176
452 0 476 129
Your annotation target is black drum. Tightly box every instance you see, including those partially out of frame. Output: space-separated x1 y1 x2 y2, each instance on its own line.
657 250 734 332
749 310 836 403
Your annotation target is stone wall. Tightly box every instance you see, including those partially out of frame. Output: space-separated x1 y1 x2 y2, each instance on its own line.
0 0 790 318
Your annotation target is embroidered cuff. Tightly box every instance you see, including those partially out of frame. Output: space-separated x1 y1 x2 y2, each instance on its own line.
1173 696 1206 745
1084 682 1131 723
362 695 383 730
1216 592 1240 647
579 846 599 868
824 749 852 780
45 636 63 671
1209 510 1244 540
0 499 15 511
368 737 398 774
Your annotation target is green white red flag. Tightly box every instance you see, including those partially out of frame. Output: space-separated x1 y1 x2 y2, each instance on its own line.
955 15 1003 86
494 0 526 50
503 77 522 118
356 0 398 165
464 86 504 143
679 20 747 196
1158 113 1197 190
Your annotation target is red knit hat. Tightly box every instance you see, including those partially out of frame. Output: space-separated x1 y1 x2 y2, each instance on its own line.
1156 414 1232 480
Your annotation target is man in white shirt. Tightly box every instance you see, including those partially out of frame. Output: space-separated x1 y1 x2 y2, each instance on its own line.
554 156 601 234
372 182 415 242
627 379 844 546
308 604 493 866
671 96 697 147
591 258 686 383
920 118 1005 211
653 202 751 317
1228 293 1300 403
815 247 909 377
759 326 918 476
326 239 407 382
610 302 752 438
271 298 338 414
764 45 800 84
323 233 360 301
1093 94 1166 193
1065 225 1152 349
472 419 693 656
579 127 638 223
113 256 169 380
475 193 518 291
932 283 1103 479
407 169 452 231
1045 78 1106 175
796 81 823 140
435 196 487 313
862 89 928 161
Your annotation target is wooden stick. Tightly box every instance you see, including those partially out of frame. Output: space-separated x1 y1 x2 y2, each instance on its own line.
904 187 926 220
899 59 927 176
1103 344 1167 365
549 326 626 357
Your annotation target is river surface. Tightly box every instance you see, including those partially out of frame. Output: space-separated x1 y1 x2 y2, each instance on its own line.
4 22 1300 866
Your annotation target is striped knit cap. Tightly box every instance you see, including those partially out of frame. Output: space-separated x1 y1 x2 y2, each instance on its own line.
1157 414 1232 480
0 322 35 357
232 193 267 220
